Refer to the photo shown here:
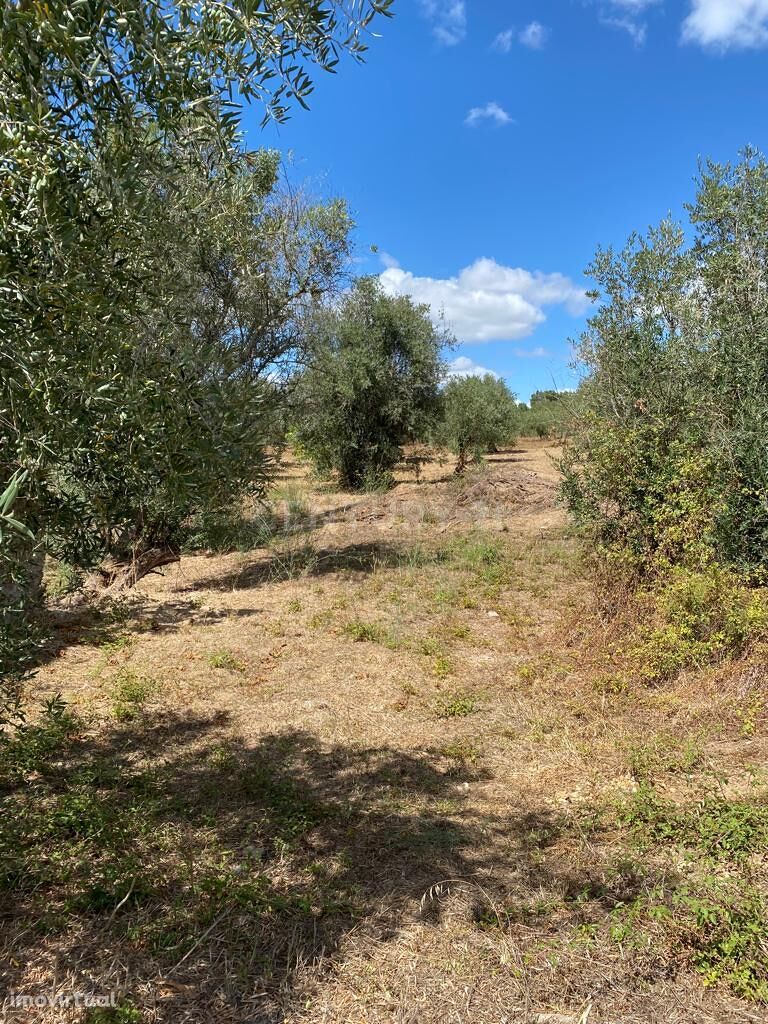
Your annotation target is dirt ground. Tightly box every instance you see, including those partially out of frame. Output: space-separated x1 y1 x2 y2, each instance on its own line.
5 440 768 1024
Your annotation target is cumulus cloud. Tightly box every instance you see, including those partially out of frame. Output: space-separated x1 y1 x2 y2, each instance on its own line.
682 0 768 49
446 356 500 379
420 0 466 45
378 257 589 343
465 102 513 127
519 21 549 48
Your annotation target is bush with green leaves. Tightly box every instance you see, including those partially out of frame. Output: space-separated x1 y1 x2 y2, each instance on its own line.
562 149 768 591
437 375 518 473
631 565 768 683
293 278 449 490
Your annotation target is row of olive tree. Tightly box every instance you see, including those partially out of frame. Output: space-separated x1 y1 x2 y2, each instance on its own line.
290 284 521 487
0 0 392 691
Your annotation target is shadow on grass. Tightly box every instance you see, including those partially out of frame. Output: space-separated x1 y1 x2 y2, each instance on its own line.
0 708 583 1022
42 598 267 665
179 541 446 594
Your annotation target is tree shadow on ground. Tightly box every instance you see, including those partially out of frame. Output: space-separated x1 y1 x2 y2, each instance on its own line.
0 709 655 1023
40 598 266 666
178 541 438 594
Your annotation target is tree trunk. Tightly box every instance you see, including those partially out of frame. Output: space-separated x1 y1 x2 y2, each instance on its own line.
100 547 180 593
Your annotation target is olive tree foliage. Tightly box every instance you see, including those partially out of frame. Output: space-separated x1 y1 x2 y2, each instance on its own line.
518 390 575 439
562 148 768 581
436 374 518 473
0 474 42 707
0 0 390 688
293 278 449 490
49 150 354 583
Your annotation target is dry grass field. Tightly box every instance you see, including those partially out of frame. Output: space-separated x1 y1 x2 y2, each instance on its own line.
3 441 767 1023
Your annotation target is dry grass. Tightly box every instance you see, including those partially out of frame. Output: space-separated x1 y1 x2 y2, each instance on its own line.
3 441 768 1023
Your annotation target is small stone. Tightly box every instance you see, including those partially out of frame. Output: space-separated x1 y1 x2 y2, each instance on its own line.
487 611 500 619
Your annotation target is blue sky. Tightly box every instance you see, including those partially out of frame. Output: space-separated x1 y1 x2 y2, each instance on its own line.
246 0 768 402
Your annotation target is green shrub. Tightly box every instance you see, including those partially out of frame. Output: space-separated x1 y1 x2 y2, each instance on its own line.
632 566 767 682
518 390 575 440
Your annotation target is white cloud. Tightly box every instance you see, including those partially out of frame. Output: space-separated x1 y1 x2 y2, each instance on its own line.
682 0 768 49
446 356 500 379
378 251 400 270
379 257 589 343
420 0 466 45
465 101 513 127
599 0 660 44
519 21 549 48
492 28 515 53
601 14 647 43
492 22 549 51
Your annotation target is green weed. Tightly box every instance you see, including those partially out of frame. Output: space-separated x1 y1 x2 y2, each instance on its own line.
621 786 768 861
45 559 82 599
208 648 246 672
435 693 478 718
343 620 390 644
100 634 135 659
627 733 703 781
112 669 156 721
87 1002 142 1023
268 539 319 580
418 636 443 657
432 654 453 678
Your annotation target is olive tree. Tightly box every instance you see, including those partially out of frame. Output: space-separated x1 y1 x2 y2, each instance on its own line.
438 375 519 474
293 278 449 490
74 151 355 587
562 148 768 578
